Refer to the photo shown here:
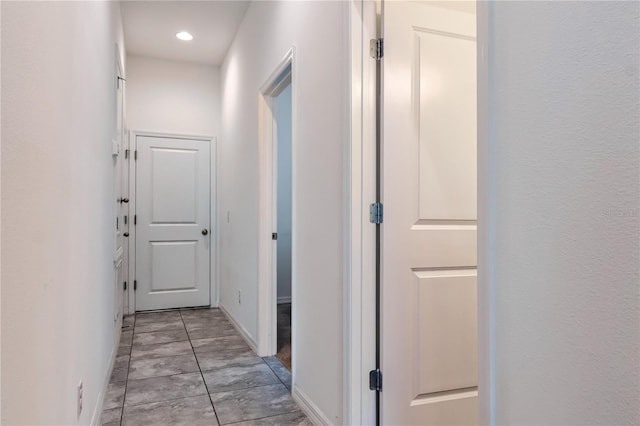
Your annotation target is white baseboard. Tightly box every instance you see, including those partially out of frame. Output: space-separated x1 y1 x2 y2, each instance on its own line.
293 385 333 426
219 303 258 354
277 296 292 304
90 323 121 426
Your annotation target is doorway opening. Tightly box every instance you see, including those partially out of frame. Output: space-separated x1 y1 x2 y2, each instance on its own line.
257 49 295 380
274 80 293 370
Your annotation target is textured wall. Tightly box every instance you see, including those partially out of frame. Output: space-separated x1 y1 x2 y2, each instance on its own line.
484 2 640 424
125 55 221 138
220 1 347 422
1 2 126 424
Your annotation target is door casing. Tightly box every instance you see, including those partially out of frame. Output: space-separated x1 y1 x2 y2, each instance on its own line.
126 130 218 314
257 48 296 361
347 0 492 424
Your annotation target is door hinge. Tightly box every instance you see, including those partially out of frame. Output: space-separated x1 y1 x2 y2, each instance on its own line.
134 150 138 160
134 215 137 225
125 149 129 159
272 232 278 241
370 202 383 224
370 38 383 60
369 369 382 391
133 280 137 291
124 215 128 225
123 281 127 290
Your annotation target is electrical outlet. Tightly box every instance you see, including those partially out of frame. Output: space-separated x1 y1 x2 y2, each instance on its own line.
238 290 241 305
77 381 83 419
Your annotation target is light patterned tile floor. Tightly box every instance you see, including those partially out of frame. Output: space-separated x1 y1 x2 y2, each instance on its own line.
101 308 310 426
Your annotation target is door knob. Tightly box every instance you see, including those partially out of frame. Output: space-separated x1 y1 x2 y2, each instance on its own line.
202 229 209 235
121 198 129 203
123 232 129 237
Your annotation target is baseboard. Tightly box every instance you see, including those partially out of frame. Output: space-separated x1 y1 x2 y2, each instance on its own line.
277 296 292 304
219 303 258 354
293 385 333 426
90 323 121 426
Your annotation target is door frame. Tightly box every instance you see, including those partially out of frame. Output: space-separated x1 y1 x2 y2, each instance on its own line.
126 130 218 314
257 47 296 359
114 44 126 323
345 0 378 425
476 1 492 424
348 0 491 424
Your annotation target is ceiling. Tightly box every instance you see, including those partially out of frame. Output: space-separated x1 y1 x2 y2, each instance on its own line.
121 1 251 66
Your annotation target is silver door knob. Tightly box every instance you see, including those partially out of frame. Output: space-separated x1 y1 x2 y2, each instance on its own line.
202 229 209 235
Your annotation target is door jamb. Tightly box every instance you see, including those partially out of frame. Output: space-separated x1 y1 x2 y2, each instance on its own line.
126 130 217 314
257 48 295 362
476 1 492 424
114 44 126 322
345 0 378 425
351 1 490 423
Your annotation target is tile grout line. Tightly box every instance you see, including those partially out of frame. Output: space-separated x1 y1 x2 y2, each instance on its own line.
119 314 136 426
223 409 305 426
262 358 291 390
180 309 223 426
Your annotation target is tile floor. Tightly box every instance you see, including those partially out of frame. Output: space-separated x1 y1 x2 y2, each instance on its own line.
101 308 311 426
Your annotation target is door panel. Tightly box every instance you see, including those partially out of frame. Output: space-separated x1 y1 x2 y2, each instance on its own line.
114 64 126 322
136 135 210 311
150 241 197 291
417 28 477 220
151 148 198 223
381 2 477 424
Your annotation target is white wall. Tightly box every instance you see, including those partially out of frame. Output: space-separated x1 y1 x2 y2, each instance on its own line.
220 2 347 422
481 2 639 424
1 1 126 424
276 84 292 302
125 55 220 137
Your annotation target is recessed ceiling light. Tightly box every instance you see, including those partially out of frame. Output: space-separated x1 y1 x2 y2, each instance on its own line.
176 31 193 41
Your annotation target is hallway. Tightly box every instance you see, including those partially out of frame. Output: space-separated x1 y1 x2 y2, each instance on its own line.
101 308 310 426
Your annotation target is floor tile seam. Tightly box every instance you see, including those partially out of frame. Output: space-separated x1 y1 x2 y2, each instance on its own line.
262 359 290 388
191 346 255 356
121 393 213 411
220 409 306 426
208 382 290 397
129 351 199 365
119 313 138 426
125 367 204 383
205 377 283 396
181 309 222 426
132 337 190 346
197 357 269 374
127 366 202 382
133 326 186 334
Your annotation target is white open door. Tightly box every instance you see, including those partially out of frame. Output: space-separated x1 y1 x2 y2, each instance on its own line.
113 57 126 323
135 135 211 311
381 1 477 424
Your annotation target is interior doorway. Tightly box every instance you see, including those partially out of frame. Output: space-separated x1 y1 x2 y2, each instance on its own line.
129 132 213 312
257 49 295 375
274 82 293 370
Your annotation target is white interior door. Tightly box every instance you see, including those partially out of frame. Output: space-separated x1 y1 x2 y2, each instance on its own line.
113 64 126 323
381 2 477 424
135 135 211 311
